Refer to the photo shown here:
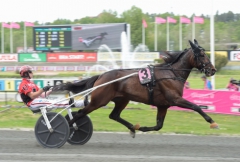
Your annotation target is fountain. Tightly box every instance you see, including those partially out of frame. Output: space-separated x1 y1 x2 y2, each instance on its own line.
120 31 130 68
97 44 120 69
86 31 153 77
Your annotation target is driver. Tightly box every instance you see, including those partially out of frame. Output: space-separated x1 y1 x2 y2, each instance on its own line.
18 65 89 113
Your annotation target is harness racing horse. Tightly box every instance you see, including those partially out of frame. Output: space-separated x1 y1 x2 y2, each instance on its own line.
53 39 218 137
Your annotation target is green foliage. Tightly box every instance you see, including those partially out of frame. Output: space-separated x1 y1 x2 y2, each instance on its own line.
215 55 228 71
121 6 143 47
205 53 228 71
96 10 121 23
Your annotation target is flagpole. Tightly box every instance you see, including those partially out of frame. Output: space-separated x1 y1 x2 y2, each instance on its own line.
24 23 27 52
10 26 13 53
179 17 182 51
210 0 215 90
142 24 145 51
154 22 157 51
1 25 4 53
192 17 195 41
167 18 169 51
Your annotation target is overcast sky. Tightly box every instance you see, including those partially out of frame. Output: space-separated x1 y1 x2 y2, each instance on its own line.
1 0 239 23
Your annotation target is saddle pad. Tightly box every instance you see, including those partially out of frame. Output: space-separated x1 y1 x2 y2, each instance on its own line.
138 68 151 84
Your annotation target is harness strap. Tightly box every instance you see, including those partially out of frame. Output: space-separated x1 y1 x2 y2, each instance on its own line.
148 65 156 86
146 65 156 105
146 83 154 105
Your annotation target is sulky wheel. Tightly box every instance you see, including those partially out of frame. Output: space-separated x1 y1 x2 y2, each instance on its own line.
65 112 93 145
34 112 70 148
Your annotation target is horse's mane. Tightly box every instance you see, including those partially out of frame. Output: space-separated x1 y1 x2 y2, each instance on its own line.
156 48 189 66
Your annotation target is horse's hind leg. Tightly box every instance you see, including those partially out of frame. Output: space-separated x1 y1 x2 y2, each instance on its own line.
138 106 168 132
109 97 137 137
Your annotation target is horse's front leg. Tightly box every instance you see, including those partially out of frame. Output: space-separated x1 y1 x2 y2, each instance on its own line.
175 98 219 129
138 107 168 132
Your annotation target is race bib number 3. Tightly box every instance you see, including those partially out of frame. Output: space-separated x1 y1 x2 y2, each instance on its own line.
138 68 151 84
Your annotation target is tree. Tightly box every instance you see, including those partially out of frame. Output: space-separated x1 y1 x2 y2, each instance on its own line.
121 6 143 48
51 19 72 25
96 10 120 23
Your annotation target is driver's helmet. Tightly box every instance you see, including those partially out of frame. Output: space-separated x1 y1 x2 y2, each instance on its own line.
19 65 33 78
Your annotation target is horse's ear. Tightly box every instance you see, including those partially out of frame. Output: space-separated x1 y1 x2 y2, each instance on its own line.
189 40 197 49
194 39 199 47
189 40 201 53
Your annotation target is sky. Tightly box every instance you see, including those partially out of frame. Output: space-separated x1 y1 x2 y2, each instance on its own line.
1 0 240 23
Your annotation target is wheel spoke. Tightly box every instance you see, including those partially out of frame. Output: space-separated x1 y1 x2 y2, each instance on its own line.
54 130 67 135
78 128 89 134
37 129 50 134
77 120 89 127
52 120 64 129
44 133 51 144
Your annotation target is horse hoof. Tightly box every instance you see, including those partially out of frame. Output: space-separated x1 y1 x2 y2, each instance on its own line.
130 131 135 138
133 123 140 130
210 122 219 129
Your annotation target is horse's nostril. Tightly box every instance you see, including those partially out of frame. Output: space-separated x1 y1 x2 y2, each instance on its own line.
212 69 216 75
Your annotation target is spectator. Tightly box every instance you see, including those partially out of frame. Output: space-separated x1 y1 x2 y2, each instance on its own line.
201 75 212 90
184 80 190 89
226 78 239 91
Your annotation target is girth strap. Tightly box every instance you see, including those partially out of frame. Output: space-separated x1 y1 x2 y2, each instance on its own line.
146 65 155 105
146 83 154 105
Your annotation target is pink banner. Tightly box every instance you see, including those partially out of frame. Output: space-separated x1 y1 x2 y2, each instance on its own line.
170 89 240 115
155 17 166 24
180 17 191 24
142 19 147 28
194 17 204 24
24 22 34 27
167 17 177 23
2 22 10 28
10 22 20 29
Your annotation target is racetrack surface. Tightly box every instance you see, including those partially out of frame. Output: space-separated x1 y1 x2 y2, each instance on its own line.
0 130 240 162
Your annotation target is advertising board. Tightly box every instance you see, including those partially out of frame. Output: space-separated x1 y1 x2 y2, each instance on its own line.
0 54 18 62
19 53 46 62
171 89 240 115
230 51 240 61
47 52 97 62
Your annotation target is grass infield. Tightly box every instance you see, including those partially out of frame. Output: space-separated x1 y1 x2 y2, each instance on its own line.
0 67 240 135
0 102 240 136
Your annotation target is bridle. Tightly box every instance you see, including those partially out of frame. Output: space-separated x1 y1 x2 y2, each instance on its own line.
192 47 212 74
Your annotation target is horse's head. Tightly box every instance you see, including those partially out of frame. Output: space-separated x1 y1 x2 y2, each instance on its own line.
189 39 217 77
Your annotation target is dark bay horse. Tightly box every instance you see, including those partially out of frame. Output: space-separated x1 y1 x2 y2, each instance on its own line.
53 39 218 137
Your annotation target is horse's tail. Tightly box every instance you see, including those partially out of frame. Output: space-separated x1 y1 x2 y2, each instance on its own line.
52 75 99 94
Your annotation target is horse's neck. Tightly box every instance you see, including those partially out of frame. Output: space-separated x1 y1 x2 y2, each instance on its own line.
171 55 193 80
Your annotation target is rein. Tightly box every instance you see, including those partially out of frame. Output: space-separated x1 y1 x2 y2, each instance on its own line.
152 63 201 83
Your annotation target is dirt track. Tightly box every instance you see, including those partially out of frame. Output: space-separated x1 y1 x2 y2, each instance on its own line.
0 129 240 162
